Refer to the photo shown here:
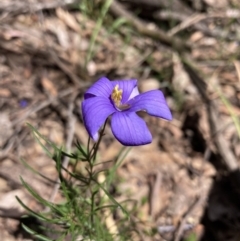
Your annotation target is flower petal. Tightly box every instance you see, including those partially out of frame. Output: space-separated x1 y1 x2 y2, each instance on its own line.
128 86 139 100
111 79 138 103
82 96 116 140
127 90 172 120
84 77 113 99
111 112 152 146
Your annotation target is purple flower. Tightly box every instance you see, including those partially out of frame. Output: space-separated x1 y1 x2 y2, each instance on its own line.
81 77 172 146
19 99 28 108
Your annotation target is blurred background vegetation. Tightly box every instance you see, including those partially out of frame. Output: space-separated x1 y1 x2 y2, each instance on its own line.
1 0 240 240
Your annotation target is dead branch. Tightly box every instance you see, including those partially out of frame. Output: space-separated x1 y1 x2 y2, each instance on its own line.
0 0 79 15
11 87 82 126
174 195 205 241
119 0 192 14
148 171 163 219
183 60 239 172
155 10 238 41
0 28 87 86
109 0 191 52
46 94 77 210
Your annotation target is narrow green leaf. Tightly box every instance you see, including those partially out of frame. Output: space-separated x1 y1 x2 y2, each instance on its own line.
106 147 131 186
76 140 88 158
93 179 128 217
16 196 56 223
20 177 65 216
109 17 128 33
21 223 53 241
20 158 57 185
94 204 118 212
27 124 53 157
85 0 113 66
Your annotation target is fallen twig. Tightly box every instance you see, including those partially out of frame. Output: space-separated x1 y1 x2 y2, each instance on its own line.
174 195 205 241
109 0 191 52
148 171 162 219
11 86 87 126
155 10 238 41
0 0 79 15
47 94 77 208
119 0 192 14
183 59 239 172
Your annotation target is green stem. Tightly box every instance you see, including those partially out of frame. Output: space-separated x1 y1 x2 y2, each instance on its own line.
87 120 107 227
85 0 113 67
90 120 107 163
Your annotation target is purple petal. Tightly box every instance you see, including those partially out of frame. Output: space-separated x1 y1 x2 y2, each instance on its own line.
20 99 28 108
84 77 113 99
128 86 139 100
111 112 152 146
82 96 116 140
111 79 138 103
127 90 172 120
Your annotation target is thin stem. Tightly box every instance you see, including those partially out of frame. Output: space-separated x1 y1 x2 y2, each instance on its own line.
90 190 98 227
87 120 108 227
90 120 107 163
87 136 91 155
85 0 113 66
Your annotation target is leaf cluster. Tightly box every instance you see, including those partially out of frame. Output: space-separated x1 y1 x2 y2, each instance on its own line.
17 124 136 241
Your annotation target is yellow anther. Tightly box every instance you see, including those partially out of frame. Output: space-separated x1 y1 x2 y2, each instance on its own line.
111 85 123 107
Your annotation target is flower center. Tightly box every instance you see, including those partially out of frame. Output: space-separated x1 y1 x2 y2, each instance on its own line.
111 84 130 111
111 85 123 107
